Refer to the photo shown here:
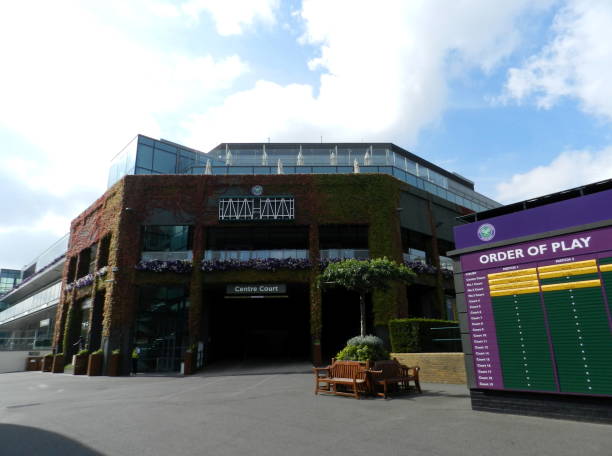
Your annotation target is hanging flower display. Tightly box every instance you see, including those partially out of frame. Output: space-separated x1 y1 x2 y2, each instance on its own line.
201 258 311 272
135 259 193 274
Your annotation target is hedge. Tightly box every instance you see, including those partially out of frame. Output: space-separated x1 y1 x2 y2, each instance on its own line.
389 318 460 353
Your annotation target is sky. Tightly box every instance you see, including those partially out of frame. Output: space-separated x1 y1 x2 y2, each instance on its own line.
2 0 612 269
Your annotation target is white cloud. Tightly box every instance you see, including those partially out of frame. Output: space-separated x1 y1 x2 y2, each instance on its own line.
495 147 612 203
183 0 553 152
0 2 248 192
0 2 248 266
176 0 279 35
504 0 612 121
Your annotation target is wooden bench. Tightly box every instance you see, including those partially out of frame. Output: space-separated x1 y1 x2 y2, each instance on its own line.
313 360 369 399
371 358 422 398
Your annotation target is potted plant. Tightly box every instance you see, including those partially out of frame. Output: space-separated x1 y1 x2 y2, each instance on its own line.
335 335 390 366
73 349 90 375
108 349 121 376
52 353 65 373
42 353 54 372
87 349 103 376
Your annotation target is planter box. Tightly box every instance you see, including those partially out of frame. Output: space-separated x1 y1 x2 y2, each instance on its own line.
42 356 54 372
107 353 120 376
73 354 89 375
51 355 65 373
184 352 194 375
87 353 103 376
25 356 42 371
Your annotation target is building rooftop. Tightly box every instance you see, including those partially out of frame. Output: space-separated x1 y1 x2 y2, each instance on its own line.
108 135 500 213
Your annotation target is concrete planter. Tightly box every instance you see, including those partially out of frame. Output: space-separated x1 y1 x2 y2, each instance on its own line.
73 354 89 375
42 356 54 372
87 353 103 376
51 355 65 373
107 353 121 376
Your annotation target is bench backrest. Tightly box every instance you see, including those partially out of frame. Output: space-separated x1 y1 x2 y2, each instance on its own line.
329 360 366 379
373 360 402 378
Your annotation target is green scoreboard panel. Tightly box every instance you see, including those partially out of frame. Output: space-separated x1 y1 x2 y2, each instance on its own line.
465 250 612 396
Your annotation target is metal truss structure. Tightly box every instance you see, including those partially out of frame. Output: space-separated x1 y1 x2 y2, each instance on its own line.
218 197 295 221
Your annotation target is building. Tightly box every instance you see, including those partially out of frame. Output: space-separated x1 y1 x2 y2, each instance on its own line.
0 235 67 351
54 135 498 374
450 179 612 424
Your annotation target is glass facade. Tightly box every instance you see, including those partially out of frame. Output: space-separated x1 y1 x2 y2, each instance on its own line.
107 136 500 212
0 269 21 295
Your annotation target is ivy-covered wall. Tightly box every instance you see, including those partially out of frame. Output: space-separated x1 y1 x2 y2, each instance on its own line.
56 172 461 364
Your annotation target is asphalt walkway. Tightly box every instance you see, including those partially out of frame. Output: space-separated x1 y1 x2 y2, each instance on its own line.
0 369 610 456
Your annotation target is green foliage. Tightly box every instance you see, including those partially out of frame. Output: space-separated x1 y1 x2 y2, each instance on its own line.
112 349 120 355
55 353 64 357
389 318 460 353
335 334 389 361
44 353 54 359
92 349 104 356
319 257 415 294
77 349 90 356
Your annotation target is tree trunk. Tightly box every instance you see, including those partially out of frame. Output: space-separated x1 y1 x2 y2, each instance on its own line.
359 293 366 337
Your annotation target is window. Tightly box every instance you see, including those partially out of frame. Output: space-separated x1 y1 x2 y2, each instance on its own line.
206 226 308 250
319 225 368 249
142 226 193 252
98 235 111 268
77 247 92 278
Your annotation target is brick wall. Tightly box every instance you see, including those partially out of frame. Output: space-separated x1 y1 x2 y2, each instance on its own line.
392 352 467 384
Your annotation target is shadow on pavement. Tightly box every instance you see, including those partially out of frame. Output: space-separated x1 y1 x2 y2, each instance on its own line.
0 424 103 456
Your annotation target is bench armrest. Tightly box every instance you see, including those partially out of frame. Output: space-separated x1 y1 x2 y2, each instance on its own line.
313 367 330 378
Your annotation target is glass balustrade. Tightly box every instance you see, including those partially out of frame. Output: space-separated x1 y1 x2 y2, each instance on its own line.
319 249 370 260
204 249 309 261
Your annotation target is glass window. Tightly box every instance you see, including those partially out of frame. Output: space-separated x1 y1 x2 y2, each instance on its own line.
178 151 195 174
155 142 177 153
142 226 193 252
227 167 253 175
136 145 154 169
153 150 176 174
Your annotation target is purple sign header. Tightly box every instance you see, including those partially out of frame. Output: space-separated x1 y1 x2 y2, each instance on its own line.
461 225 612 272
454 188 612 250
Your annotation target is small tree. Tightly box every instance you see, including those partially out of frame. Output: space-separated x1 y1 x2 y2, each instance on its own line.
318 257 415 337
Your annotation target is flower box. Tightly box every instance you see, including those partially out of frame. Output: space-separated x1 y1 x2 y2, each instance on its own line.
51 354 65 373
87 352 103 376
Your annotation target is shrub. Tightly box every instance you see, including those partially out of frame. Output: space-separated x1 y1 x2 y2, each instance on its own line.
389 318 460 353
44 353 54 359
55 353 64 357
92 349 104 356
335 334 389 361
111 349 120 355
77 349 90 356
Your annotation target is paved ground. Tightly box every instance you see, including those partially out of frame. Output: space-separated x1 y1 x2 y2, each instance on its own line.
0 366 610 456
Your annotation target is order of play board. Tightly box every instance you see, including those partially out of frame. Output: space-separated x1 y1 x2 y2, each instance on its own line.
461 226 612 396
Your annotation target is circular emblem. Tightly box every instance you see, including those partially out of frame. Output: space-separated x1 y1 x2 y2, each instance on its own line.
477 223 496 242
251 185 263 196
